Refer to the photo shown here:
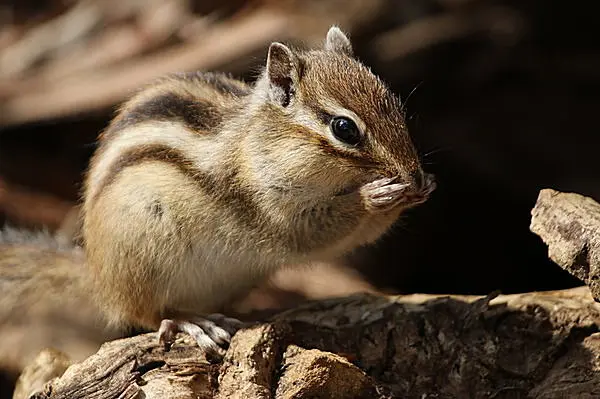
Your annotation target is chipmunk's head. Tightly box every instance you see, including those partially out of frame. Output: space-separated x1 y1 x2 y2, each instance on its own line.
251 26 435 211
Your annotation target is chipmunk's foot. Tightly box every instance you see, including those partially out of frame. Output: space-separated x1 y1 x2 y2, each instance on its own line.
158 314 245 358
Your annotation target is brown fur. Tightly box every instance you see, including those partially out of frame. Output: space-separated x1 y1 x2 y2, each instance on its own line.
100 72 249 141
77 27 435 331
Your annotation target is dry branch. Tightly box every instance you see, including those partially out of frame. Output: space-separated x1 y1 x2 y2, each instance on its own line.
0 7 292 126
0 0 383 127
531 188 600 301
16 288 600 398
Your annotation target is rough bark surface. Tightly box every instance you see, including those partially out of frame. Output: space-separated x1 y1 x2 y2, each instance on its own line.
531 188 600 301
15 288 600 398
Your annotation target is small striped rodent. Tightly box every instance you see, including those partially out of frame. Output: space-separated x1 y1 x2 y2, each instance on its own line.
78 26 436 355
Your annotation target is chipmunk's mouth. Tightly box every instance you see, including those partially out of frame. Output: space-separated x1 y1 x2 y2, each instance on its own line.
414 172 437 198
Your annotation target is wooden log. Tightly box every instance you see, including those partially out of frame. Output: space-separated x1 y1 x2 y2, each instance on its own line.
531 188 600 301
15 288 600 398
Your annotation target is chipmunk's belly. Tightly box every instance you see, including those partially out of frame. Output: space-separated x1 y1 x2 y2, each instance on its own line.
164 240 279 314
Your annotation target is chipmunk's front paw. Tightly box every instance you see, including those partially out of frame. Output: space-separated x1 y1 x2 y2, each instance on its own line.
158 314 245 359
361 176 410 212
361 174 435 212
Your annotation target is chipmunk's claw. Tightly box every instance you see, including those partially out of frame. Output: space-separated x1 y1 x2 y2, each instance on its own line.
158 314 245 358
362 174 434 212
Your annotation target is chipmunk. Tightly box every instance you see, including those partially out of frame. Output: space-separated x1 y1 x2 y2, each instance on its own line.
4 27 435 357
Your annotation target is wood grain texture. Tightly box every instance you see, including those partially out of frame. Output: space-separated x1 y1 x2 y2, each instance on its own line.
531 188 600 301
16 288 600 398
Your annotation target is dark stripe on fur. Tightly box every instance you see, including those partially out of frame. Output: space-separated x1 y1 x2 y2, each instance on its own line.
93 144 260 228
104 72 249 137
109 93 223 133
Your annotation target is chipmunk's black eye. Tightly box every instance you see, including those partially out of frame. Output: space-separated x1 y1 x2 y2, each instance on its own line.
330 116 361 146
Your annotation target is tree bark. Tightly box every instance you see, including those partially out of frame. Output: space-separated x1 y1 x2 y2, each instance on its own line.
15 288 600 398
531 188 600 301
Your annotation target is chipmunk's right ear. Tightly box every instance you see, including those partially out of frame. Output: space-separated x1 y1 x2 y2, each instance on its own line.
266 42 298 107
324 26 353 56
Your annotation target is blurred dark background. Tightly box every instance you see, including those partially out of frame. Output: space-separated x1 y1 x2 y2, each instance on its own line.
1 0 592 296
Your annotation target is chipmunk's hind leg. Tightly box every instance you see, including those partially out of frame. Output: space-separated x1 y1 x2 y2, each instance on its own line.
158 314 245 357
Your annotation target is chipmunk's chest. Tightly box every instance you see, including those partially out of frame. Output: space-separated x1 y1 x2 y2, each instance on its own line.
167 238 281 312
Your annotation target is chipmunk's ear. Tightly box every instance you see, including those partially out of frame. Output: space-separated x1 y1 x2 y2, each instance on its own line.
324 26 353 56
266 42 298 107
